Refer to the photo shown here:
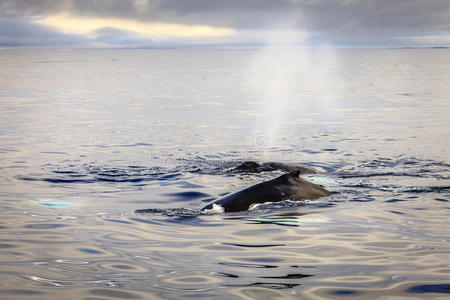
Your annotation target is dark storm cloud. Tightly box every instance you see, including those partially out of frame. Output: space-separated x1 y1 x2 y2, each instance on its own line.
0 0 449 47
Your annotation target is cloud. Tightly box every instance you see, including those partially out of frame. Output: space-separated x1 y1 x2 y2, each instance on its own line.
92 27 155 46
0 0 449 47
297 0 450 46
36 13 235 39
0 17 86 47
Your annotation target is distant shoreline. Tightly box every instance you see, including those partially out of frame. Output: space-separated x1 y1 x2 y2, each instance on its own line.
389 46 450 49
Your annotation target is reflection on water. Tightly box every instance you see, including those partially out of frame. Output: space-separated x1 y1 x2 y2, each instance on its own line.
1 201 449 299
0 49 449 299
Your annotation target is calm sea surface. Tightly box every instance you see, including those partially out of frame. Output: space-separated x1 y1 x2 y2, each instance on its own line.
0 48 449 299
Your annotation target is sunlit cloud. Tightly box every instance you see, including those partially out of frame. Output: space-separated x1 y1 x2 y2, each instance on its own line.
35 13 236 40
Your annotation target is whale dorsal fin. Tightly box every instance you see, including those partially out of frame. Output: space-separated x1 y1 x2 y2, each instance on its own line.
271 170 301 185
286 170 301 178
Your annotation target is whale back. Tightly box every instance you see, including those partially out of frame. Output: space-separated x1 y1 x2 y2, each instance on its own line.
263 162 320 174
203 171 331 212
232 161 320 174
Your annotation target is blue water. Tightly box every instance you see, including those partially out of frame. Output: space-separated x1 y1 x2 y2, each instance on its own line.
0 48 449 299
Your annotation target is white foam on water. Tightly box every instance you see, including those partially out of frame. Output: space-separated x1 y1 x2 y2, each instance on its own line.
202 203 225 215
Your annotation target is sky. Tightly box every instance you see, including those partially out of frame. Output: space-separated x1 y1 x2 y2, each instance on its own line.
0 0 449 48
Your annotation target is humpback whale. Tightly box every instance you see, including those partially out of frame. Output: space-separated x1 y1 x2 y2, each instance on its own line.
232 161 320 174
202 171 331 212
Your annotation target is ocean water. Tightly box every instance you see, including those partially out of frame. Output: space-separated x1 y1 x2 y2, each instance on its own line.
0 48 449 299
